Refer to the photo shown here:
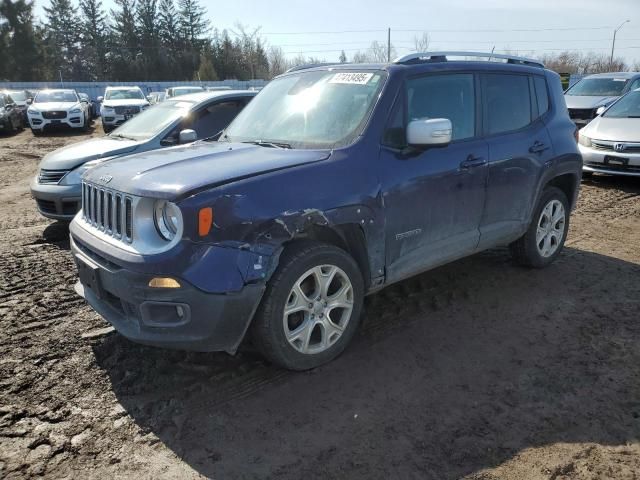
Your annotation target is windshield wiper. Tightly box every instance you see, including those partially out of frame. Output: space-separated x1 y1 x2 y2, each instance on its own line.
242 140 292 149
110 133 136 141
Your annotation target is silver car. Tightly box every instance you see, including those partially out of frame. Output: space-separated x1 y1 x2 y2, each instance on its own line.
579 88 640 177
31 90 257 220
565 72 640 127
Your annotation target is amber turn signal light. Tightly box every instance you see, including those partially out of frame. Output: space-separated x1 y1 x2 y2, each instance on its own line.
148 277 181 288
198 207 213 237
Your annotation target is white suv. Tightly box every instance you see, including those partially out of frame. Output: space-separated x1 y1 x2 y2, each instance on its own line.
27 89 91 134
99 86 150 132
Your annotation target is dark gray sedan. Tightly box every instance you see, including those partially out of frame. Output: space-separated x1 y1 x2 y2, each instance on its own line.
31 90 256 220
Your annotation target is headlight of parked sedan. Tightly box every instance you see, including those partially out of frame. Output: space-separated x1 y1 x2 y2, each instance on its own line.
27 108 41 115
578 133 592 148
69 108 82 114
102 107 114 114
59 163 91 186
154 200 182 241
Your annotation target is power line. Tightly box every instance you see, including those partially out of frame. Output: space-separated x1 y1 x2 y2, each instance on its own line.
264 25 616 35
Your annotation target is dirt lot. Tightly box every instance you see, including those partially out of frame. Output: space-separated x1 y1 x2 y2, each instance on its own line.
0 124 639 479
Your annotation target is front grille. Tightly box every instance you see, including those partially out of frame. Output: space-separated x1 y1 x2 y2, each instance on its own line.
82 181 133 243
591 141 640 153
114 106 140 115
568 108 595 121
42 110 67 119
38 169 69 184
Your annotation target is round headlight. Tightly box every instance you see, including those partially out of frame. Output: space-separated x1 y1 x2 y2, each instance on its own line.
154 201 181 241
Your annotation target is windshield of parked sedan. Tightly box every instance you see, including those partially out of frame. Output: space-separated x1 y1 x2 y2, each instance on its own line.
603 90 640 118
171 87 204 97
105 89 145 100
35 91 78 103
566 78 628 96
9 91 26 101
222 70 386 149
109 100 194 140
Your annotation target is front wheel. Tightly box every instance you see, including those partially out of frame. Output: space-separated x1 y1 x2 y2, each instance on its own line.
251 241 364 370
510 186 570 268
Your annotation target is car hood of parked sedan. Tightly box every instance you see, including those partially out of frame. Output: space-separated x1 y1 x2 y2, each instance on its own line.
40 137 140 171
31 102 81 111
84 141 332 200
565 95 618 110
102 99 149 108
581 116 640 142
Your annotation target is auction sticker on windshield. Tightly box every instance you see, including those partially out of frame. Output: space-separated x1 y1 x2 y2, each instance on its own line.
329 73 374 85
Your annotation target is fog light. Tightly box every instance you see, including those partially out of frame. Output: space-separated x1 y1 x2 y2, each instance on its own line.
148 277 181 288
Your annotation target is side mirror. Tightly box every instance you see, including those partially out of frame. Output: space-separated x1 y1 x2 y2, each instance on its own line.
407 118 452 148
596 106 606 116
97 96 104 103
26 98 33 105
178 129 197 144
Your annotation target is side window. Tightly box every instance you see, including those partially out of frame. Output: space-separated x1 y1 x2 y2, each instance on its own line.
406 73 475 141
533 76 549 117
629 78 640 92
483 74 532 135
188 100 246 138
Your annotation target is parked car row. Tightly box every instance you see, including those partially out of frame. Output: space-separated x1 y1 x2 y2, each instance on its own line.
566 72 640 177
31 90 256 219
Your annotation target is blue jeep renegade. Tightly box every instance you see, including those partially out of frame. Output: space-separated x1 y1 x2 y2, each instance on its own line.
70 52 582 370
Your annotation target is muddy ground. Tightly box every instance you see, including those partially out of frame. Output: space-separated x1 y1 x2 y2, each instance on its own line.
0 124 639 479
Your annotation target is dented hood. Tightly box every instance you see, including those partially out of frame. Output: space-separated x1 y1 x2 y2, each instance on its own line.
83 141 332 199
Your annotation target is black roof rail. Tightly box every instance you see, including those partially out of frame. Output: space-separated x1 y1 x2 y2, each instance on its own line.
393 51 544 68
285 63 344 73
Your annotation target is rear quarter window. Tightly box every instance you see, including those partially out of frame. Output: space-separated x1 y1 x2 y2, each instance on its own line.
534 76 549 117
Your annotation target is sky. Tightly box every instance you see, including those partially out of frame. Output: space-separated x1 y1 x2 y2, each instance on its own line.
34 0 640 66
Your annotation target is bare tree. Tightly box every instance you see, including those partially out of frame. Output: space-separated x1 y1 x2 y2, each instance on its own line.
413 32 430 52
268 45 287 78
538 50 628 74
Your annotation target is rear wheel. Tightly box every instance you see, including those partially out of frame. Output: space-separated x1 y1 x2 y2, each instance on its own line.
251 241 364 370
510 186 569 268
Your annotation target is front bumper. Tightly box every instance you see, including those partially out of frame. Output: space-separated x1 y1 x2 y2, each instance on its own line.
30 176 81 220
28 113 84 131
70 229 266 353
579 144 640 177
101 112 142 127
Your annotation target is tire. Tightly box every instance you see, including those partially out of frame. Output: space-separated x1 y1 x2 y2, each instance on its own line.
82 116 90 132
102 123 110 133
251 241 364 370
31 128 41 136
17 117 24 131
510 186 570 268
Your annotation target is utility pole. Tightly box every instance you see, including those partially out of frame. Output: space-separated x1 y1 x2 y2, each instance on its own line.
387 28 391 63
610 20 630 68
59 70 63 87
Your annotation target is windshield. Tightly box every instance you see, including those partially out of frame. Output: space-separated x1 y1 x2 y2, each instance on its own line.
566 78 628 96
35 91 78 103
171 87 204 97
9 91 26 101
223 70 386 149
105 89 144 100
109 100 194 140
603 90 640 118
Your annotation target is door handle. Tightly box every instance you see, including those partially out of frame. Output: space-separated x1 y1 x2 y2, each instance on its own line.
459 155 486 170
529 141 550 154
